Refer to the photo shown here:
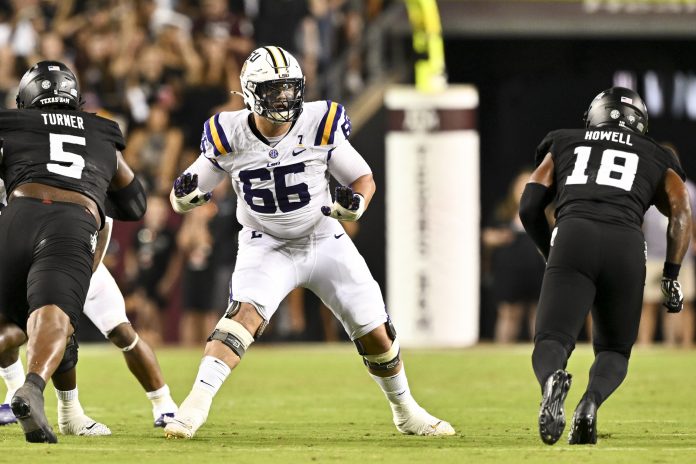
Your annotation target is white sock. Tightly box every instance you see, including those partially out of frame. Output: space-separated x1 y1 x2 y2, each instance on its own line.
146 384 178 419
56 388 86 424
1 359 25 404
370 368 415 405
178 357 231 419
193 356 231 397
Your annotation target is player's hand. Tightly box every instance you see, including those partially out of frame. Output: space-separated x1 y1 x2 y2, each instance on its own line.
321 186 365 222
661 277 684 313
171 173 211 213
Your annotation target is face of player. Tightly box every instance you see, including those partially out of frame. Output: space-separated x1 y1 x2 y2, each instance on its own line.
257 79 303 124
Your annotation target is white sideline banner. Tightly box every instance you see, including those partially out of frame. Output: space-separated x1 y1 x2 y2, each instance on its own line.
385 85 480 347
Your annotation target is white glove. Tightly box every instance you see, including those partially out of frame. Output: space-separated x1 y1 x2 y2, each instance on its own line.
321 186 365 222
170 173 212 213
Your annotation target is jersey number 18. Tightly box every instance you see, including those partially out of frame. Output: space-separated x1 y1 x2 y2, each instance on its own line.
566 146 639 191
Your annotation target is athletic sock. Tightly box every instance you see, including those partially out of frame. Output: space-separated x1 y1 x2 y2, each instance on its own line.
0 359 25 403
178 356 231 417
193 356 231 397
532 339 569 391
370 367 420 423
584 351 628 407
146 384 178 419
56 388 85 425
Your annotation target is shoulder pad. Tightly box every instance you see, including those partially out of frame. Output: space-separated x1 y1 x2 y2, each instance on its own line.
314 100 349 146
204 112 234 156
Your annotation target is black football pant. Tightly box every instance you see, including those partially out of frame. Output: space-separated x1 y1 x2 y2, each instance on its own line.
532 218 646 406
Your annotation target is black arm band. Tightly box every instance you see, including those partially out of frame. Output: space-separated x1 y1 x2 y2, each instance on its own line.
519 182 554 260
105 177 147 221
663 262 681 279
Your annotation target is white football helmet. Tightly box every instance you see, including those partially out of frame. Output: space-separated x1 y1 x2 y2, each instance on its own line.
240 46 305 123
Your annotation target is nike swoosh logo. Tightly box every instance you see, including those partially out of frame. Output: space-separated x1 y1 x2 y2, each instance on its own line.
85 422 97 430
200 380 214 387
334 233 344 239
292 148 307 156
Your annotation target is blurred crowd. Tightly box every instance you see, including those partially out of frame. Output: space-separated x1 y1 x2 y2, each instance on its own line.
0 0 387 345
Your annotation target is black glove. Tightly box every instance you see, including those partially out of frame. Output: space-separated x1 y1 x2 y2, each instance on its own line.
661 277 684 313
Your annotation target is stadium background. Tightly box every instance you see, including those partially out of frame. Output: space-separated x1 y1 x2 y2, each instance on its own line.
0 0 694 346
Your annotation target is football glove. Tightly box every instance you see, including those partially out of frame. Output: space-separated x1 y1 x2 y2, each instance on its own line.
170 173 212 213
661 277 684 313
321 186 365 222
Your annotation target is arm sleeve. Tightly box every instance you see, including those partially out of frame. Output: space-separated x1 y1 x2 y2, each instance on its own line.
184 154 227 192
519 183 554 260
327 140 372 186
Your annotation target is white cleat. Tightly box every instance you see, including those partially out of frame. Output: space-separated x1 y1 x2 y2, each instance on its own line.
59 416 111 436
394 404 456 436
163 409 207 439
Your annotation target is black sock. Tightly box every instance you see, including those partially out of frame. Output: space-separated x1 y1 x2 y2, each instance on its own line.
25 373 46 393
584 351 628 407
532 339 569 391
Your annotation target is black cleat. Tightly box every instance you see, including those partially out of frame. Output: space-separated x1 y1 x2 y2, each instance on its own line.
568 397 598 445
538 369 572 445
10 383 57 444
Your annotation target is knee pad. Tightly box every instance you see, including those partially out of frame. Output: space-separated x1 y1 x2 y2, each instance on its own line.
55 335 78 374
355 318 400 371
208 310 255 359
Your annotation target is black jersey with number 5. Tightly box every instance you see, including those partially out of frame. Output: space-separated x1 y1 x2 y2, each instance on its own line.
535 127 685 229
0 109 124 221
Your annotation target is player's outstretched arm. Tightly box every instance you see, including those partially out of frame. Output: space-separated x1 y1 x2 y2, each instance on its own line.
519 153 556 260
654 168 692 313
321 174 375 222
169 155 226 214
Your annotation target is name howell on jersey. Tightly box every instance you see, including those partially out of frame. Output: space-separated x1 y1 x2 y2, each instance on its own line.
585 130 633 146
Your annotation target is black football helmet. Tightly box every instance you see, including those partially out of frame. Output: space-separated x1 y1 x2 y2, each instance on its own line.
16 61 82 110
583 87 648 134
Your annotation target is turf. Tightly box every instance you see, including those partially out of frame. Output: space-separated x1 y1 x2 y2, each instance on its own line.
0 344 694 463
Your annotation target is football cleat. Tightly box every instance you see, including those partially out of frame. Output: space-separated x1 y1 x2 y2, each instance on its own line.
11 383 57 443
163 406 207 439
154 412 175 428
59 415 111 436
568 397 598 445
538 369 572 445
393 403 455 436
0 403 17 425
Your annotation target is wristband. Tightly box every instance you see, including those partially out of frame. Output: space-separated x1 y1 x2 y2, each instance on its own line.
663 262 681 280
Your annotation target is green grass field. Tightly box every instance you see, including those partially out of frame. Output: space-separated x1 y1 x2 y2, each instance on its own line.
0 343 695 463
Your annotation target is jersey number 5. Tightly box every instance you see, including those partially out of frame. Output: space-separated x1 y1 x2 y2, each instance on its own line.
240 162 310 213
47 133 86 179
566 146 639 191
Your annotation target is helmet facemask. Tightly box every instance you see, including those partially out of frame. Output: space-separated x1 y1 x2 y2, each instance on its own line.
247 78 304 124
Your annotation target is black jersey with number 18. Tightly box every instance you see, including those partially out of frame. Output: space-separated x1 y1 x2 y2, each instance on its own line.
0 109 125 223
535 127 685 229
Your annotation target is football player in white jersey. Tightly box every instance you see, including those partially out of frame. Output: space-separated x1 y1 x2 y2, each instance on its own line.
0 199 178 433
164 46 455 439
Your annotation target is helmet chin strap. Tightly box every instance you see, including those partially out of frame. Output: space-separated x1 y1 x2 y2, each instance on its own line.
230 91 244 98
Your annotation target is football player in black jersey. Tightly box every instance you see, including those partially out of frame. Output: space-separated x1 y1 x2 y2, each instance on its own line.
0 61 146 443
519 87 692 445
